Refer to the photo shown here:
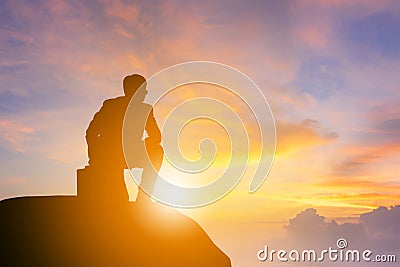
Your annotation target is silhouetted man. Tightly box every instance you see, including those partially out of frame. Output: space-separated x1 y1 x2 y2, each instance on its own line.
86 74 163 203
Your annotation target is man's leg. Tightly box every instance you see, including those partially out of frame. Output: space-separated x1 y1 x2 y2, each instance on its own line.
137 139 163 203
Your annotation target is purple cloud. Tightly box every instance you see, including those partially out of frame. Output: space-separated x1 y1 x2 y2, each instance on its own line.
279 206 400 266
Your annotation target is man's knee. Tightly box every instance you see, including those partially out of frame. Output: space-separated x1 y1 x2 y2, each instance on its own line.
145 139 163 167
145 139 163 153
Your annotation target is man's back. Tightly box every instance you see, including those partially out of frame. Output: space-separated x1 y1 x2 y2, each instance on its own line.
86 96 154 168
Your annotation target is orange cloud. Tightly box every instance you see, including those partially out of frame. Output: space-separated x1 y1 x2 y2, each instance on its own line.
114 24 135 40
273 190 399 212
44 0 70 13
0 120 34 152
296 24 331 50
366 104 400 122
105 0 139 22
334 142 400 177
320 178 400 189
276 119 338 155
0 176 27 186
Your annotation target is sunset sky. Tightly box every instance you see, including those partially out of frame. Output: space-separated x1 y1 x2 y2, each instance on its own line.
1 1 399 266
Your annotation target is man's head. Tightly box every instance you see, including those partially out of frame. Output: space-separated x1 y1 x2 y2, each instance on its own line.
123 74 147 97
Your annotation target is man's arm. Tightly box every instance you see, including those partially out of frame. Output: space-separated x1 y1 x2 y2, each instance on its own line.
145 109 161 144
86 101 107 147
86 111 100 142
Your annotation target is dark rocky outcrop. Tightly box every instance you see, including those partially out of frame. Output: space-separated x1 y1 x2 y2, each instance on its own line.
0 168 231 266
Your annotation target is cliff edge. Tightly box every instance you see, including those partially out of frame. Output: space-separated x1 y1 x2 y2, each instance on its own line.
0 195 231 266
